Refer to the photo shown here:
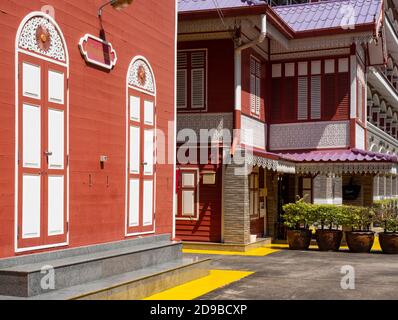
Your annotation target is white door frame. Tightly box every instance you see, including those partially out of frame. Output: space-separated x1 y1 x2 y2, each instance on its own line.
14 12 70 253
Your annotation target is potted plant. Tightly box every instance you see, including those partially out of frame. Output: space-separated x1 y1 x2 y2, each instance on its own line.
344 206 376 253
314 205 344 252
374 200 398 254
282 199 315 250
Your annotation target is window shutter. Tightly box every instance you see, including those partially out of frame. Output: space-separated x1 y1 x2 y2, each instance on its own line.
177 52 187 108
311 76 321 120
250 58 261 116
255 77 261 115
191 69 204 109
191 51 205 109
177 70 187 108
297 77 308 120
323 74 336 120
358 81 363 121
336 73 349 119
250 74 256 114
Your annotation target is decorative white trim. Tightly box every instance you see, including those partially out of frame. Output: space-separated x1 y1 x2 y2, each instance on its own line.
269 121 350 151
296 162 398 176
18 14 66 62
245 154 296 174
241 115 267 150
128 56 156 96
78 34 117 70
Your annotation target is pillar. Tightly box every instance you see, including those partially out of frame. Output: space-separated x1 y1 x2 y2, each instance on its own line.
223 160 250 244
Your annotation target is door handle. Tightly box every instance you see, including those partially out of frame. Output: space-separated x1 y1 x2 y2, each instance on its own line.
44 151 53 157
142 162 148 166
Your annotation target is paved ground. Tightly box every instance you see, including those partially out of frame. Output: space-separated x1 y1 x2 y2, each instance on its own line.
184 250 398 300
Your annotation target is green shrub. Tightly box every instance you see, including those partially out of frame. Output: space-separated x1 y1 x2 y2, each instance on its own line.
343 206 375 231
282 200 377 232
282 199 316 230
373 199 398 233
313 204 346 230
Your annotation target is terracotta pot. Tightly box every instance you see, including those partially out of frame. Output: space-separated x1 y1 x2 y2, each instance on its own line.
316 230 343 252
379 233 398 254
287 229 312 250
345 231 375 253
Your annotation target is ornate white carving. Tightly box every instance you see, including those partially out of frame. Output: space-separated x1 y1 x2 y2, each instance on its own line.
18 16 66 62
128 58 155 94
177 112 233 143
297 162 398 176
356 124 365 150
241 115 267 150
245 154 296 174
269 121 350 151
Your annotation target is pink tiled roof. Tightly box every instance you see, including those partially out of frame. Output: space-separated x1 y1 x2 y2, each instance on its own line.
280 149 398 163
178 0 383 34
178 0 264 12
273 0 382 33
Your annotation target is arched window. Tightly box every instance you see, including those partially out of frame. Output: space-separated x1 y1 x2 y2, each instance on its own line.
125 56 157 236
15 12 69 252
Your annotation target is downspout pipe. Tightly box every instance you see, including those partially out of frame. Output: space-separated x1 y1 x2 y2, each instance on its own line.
232 14 267 155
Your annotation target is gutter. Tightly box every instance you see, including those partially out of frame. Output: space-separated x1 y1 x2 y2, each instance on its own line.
231 14 267 156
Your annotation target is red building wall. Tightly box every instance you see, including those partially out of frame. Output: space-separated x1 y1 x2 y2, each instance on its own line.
175 164 222 242
0 0 176 258
178 39 235 114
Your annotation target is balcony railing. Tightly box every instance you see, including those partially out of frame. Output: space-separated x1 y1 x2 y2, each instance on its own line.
367 121 398 152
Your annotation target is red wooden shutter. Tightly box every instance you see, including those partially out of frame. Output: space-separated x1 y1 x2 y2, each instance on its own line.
323 74 336 120
191 51 205 109
271 78 281 122
177 52 187 109
336 73 350 120
297 77 308 120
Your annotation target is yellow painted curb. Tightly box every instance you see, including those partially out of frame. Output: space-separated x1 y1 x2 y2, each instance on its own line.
144 270 253 300
183 246 280 256
269 236 382 252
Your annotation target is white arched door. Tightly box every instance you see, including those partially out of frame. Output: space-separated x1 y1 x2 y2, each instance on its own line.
16 13 69 251
126 57 157 236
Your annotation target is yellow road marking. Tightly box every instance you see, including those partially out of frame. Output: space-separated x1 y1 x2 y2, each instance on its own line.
144 270 253 301
183 246 280 256
269 236 382 252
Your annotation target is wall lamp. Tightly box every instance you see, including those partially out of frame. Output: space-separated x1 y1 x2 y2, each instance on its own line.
98 0 134 17
98 0 133 39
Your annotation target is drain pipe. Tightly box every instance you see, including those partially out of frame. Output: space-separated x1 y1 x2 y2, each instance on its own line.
232 14 267 155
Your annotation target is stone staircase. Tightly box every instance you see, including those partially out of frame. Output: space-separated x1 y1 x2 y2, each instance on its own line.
0 235 210 299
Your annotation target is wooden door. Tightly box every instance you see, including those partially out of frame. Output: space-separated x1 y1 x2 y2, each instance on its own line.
17 53 68 249
127 90 156 235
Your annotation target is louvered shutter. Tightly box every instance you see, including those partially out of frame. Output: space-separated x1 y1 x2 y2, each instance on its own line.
297 77 308 120
358 81 363 121
255 77 261 115
336 73 349 119
177 52 187 108
323 74 336 120
191 51 205 109
250 57 261 116
250 74 256 114
311 76 321 120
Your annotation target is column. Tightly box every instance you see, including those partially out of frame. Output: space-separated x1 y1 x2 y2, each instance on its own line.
223 157 250 244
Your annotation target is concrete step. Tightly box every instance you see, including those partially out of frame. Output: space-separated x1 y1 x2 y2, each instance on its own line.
1 257 211 300
0 234 183 297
